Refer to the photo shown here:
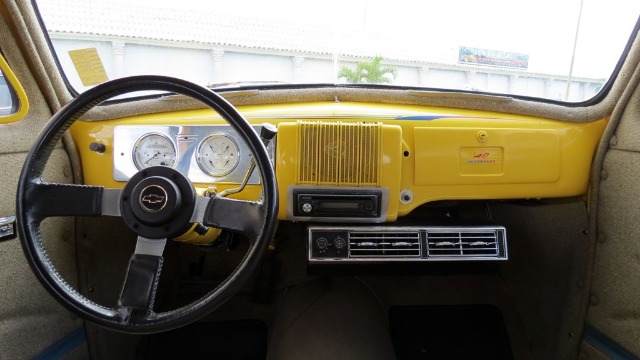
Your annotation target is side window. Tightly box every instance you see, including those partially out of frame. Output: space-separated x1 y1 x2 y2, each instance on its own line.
0 69 17 116
0 54 29 123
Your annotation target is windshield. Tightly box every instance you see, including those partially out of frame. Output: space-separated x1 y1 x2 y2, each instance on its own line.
36 0 640 102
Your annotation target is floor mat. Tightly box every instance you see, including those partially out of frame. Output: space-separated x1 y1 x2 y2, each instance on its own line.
389 305 513 360
138 320 267 360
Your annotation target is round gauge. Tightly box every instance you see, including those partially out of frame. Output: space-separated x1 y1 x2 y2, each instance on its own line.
132 133 177 170
197 134 240 177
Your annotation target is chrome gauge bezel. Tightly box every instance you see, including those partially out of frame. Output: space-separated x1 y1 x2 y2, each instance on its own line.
132 132 177 170
196 133 241 176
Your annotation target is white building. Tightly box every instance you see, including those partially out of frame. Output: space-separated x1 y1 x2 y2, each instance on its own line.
39 1 603 102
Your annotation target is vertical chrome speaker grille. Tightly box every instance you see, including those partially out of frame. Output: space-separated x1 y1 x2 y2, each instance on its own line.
297 121 381 186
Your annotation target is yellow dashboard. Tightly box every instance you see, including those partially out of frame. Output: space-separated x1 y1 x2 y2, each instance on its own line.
69 101 607 225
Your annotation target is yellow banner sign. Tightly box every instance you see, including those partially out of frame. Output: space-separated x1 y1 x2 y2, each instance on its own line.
68 48 108 86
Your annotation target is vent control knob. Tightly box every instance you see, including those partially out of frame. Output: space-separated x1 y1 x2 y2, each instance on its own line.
334 237 346 249
316 237 328 249
89 142 106 153
302 202 313 213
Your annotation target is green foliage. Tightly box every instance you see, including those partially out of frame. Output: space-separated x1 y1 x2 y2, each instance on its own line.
338 56 397 84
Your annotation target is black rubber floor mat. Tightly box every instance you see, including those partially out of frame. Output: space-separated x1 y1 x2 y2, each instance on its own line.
138 320 267 360
389 305 513 360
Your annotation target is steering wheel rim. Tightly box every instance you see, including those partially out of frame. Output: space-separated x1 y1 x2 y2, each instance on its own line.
15 75 278 334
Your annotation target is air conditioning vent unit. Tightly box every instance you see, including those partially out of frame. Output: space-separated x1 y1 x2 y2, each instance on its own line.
308 226 507 263
426 228 505 259
349 230 421 258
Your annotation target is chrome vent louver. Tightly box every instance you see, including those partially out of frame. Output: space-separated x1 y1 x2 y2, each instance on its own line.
349 230 421 258
426 229 505 258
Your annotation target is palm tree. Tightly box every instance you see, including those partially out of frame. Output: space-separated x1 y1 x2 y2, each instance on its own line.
338 56 397 84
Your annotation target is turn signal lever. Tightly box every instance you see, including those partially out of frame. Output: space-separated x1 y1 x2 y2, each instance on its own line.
217 123 277 198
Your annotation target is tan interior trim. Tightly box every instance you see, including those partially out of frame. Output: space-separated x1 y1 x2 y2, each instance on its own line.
581 19 640 354
1 0 72 113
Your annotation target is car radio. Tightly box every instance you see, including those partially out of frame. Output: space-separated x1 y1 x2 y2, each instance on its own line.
287 186 388 223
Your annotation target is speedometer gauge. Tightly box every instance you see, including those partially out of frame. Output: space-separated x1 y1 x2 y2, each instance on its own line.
132 133 177 170
197 134 240 177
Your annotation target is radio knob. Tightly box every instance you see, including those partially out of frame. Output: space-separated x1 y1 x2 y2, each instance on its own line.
302 202 313 213
334 237 346 249
316 237 328 249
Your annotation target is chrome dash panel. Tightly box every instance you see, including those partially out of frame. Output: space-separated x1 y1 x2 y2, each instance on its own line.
113 125 274 184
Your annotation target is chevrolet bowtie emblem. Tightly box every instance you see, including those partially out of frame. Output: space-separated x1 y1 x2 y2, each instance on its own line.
139 185 168 213
141 194 165 204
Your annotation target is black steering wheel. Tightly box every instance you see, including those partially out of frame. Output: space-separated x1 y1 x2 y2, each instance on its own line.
16 76 278 334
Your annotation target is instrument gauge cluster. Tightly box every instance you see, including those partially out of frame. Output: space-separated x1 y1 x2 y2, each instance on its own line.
132 133 177 170
196 134 240 176
113 125 274 184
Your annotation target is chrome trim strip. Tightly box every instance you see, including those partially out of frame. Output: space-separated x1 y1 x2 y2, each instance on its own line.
134 236 167 257
101 188 122 217
189 195 210 223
